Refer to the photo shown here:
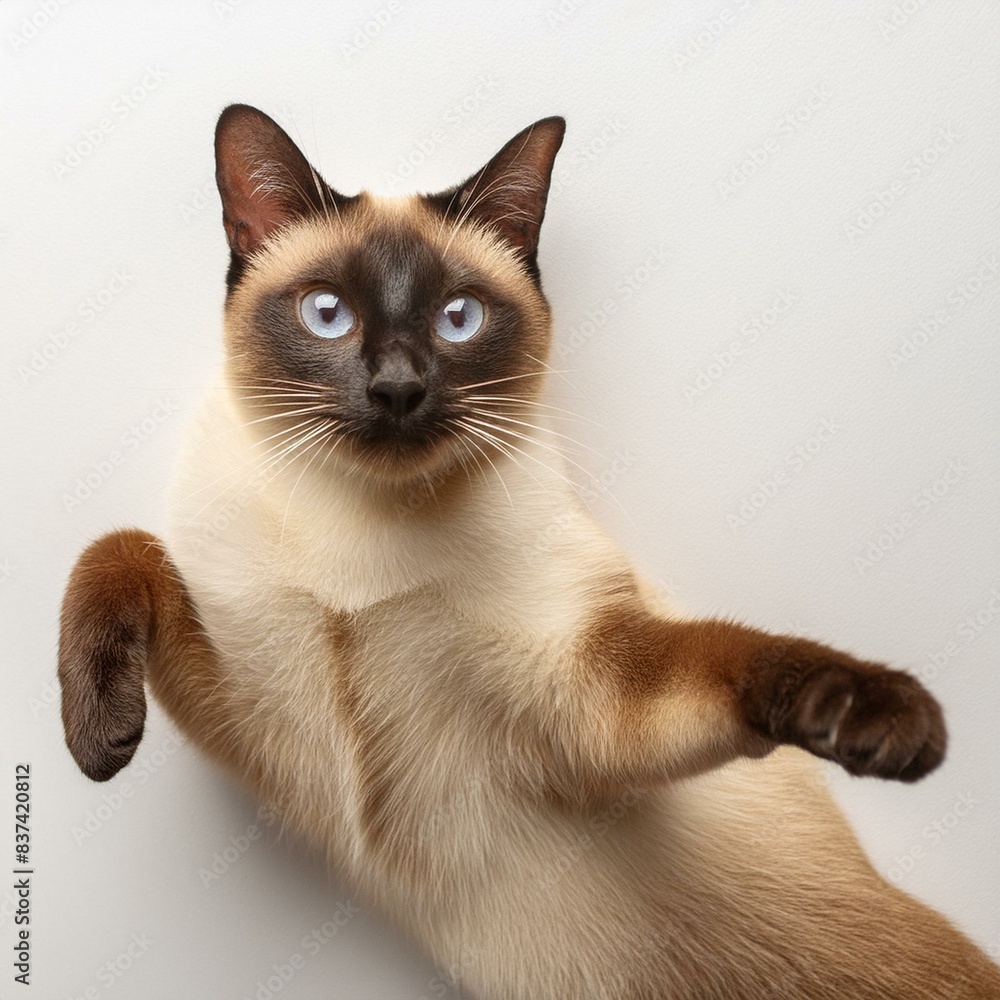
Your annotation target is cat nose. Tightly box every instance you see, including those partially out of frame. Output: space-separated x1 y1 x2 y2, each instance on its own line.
369 353 426 419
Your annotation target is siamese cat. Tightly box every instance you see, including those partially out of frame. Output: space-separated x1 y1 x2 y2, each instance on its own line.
58 104 1000 999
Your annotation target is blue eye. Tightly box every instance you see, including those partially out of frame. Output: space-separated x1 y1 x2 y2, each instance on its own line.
433 295 484 343
300 289 356 339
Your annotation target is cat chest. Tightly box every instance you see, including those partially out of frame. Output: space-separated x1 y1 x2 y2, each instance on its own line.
196 582 510 874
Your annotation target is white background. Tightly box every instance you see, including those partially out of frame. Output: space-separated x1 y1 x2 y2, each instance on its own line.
2 1 998 997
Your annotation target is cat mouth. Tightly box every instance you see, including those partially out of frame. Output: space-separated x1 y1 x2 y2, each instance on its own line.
238 389 492 483
353 419 442 452
332 411 466 479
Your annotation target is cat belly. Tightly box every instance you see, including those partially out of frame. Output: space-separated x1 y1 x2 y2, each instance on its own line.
419 753 1000 1000
148 578 999 1000
160 408 998 998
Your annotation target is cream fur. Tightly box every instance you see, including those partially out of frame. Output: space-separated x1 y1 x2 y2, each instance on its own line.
55 107 997 998
160 380 998 999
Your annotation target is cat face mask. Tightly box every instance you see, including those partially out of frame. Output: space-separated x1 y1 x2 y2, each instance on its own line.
214 105 565 482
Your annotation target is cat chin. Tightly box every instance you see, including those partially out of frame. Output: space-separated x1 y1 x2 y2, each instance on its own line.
322 429 469 488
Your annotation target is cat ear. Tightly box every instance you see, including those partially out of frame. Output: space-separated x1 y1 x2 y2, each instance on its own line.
214 104 341 273
432 117 565 276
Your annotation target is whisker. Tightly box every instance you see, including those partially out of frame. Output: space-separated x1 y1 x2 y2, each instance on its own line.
435 184 467 243
440 171 516 257
232 387 327 398
463 395 601 426
179 417 330 527
247 413 334 451
288 107 341 227
241 404 336 428
452 419 526 485
174 415 322 504
453 370 557 392
444 419 515 509
452 418 566 501
440 128 542 256
235 375 332 391
173 393 324 457
251 419 337 492
446 429 489 494
279 424 342 540
466 406 604 457
523 350 594 403
462 415 577 480
236 398 326 409
459 415 626 514
229 382 326 390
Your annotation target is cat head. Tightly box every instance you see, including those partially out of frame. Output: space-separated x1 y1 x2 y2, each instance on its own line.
215 104 564 485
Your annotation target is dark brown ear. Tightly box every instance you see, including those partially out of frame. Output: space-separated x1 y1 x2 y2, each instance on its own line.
215 104 345 289
428 116 565 282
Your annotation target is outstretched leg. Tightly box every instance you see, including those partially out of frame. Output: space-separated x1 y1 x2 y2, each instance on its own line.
531 580 946 798
58 528 217 781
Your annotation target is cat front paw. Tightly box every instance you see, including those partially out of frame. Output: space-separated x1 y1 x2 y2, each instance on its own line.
58 529 156 781
742 641 946 782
